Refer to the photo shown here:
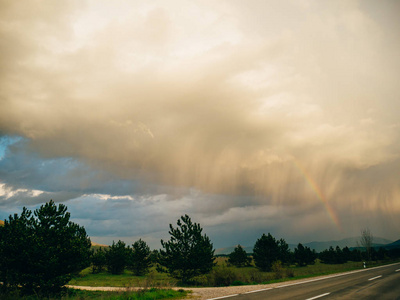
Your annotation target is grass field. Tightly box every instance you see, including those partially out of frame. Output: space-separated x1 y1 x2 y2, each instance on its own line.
69 267 178 288
0 288 188 300
69 258 398 288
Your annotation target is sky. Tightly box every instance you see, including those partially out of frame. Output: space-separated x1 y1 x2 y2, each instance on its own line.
0 0 399 249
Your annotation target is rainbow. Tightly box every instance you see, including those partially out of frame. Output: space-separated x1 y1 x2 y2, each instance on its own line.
294 160 342 232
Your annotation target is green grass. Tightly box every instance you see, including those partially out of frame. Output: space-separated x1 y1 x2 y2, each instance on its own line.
69 258 400 289
66 288 188 300
0 288 188 300
69 267 178 288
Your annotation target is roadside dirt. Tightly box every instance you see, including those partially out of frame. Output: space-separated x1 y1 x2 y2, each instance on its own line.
66 283 284 299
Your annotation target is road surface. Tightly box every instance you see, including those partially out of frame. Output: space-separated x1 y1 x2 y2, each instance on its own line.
207 262 400 300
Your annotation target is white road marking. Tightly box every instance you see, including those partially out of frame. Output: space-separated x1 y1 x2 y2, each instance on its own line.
395 269 400 272
207 294 238 300
368 275 382 281
274 268 369 289
305 292 330 300
244 288 272 294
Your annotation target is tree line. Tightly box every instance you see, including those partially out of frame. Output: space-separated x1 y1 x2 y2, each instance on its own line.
0 203 215 295
1 200 399 296
229 238 400 269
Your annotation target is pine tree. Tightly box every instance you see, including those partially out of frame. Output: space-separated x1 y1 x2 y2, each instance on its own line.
158 215 215 283
228 245 251 267
91 247 107 273
128 239 152 276
105 240 130 275
294 243 316 266
0 200 91 295
252 233 280 272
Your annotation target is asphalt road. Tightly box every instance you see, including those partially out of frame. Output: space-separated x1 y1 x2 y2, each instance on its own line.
209 262 400 300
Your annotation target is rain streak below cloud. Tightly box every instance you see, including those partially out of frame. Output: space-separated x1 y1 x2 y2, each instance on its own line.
0 0 399 248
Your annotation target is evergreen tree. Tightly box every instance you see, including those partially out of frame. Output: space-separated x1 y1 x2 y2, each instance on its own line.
105 240 130 275
277 238 292 265
150 249 160 264
0 200 91 295
127 239 152 276
319 245 349 264
158 215 215 283
294 243 316 266
350 248 362 262
376 247 388 261
319 246 336 264
335 246 346 264
91 247 107 273
253 233 280 271
342 246 352 263
228 245 252 267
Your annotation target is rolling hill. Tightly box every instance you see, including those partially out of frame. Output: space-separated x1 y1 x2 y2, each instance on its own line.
91 241 108 247
382 239 400 250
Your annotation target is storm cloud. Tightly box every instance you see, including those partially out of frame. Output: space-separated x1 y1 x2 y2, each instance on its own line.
1 0 399 248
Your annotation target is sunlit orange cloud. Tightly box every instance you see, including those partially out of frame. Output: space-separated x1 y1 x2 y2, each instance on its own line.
1 0 400 241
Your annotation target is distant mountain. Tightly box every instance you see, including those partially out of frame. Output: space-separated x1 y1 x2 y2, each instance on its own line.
215 245 253 255
215 236 395 254
383 239 400 250
302 236 392 252
297 237 394 252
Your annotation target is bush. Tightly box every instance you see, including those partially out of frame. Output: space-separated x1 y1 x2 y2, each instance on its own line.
286 268 295 278
211 266 237 286
271 260 284 279
249 269 264 283
232 280 246 286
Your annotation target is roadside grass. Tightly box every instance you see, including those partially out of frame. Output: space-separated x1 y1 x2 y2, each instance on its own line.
69 267 178 288
0 288 188 300
69 258 400 288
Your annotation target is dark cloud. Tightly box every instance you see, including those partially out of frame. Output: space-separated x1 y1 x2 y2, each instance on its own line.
0 0 399 246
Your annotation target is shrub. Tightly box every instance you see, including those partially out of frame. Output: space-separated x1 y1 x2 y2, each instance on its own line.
211 266 237 286
286 268 295 278
249 269 264 283
232 280 246 286
271 260 284 279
